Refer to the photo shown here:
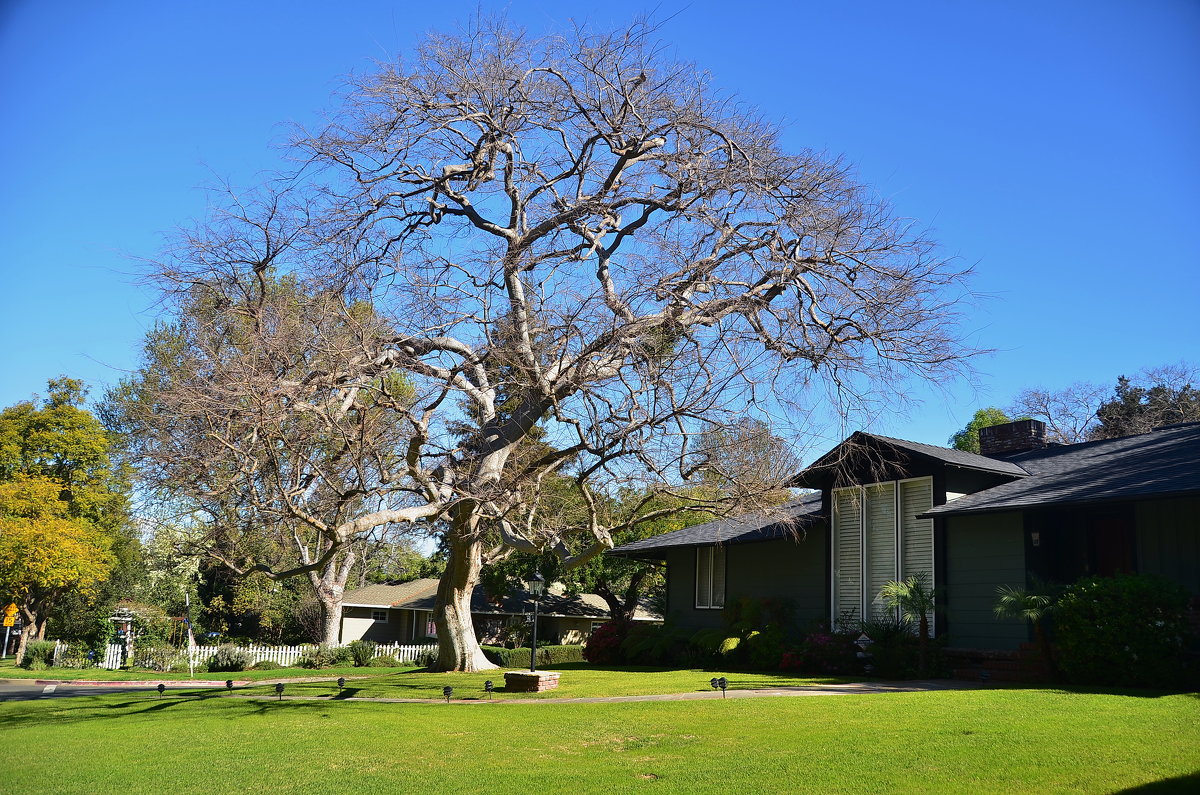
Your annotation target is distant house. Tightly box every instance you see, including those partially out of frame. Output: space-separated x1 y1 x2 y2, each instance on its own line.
610 420 1200 652
340 578 660 646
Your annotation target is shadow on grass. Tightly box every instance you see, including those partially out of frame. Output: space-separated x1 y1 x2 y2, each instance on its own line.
1115 771 1200 792
0 688 346 730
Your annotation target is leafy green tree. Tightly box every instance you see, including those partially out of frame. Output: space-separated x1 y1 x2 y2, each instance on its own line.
948 407 1014 453
0 379 131 660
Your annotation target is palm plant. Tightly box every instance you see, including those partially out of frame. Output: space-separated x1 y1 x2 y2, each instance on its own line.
879 575 936 677
994 583 1058 677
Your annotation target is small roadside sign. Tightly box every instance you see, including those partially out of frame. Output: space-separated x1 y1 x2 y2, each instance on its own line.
2 617 12 627
3 603 17 617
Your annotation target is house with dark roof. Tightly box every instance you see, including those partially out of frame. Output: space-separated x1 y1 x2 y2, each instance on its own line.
340 578 660 646
609 419 1200 652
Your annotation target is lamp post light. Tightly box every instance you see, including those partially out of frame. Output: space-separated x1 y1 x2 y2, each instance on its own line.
484 680 494 700
717 677 728 698
525 572 545 673
156 683 165 698
443 686 453 703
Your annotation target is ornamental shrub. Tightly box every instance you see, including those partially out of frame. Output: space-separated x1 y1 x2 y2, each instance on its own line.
208 644 253 673
860 615 920 679
298 644 344 669
1055 573 1193 688
368 654 400 667
583 621 627 664
134 642 181 672
252 660 283 670
348 639 377 667
621 623 690 665
20 640 57 670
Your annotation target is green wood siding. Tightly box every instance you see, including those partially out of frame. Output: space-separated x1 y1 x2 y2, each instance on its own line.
665 533 827 631
1136 497 1200 594
944 512 1028 650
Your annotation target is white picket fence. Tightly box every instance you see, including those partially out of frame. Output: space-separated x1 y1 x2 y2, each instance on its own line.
84 641 437 670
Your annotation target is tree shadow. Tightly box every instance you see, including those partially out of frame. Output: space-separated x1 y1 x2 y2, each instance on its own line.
1114 771 1200 793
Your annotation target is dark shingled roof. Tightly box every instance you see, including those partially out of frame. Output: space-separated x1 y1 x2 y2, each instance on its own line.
607 492 823 560
791 431 1028 489
924 422 1200 517
344 579 659 621
864 433 1030 477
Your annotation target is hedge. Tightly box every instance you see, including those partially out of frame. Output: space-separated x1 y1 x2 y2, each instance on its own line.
481 644 585 667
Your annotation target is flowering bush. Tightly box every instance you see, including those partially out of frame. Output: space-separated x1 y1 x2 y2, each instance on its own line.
583 621 628 664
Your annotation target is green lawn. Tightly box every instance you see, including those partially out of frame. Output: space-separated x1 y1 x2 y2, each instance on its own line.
2 686 1196 793
237 663 854 700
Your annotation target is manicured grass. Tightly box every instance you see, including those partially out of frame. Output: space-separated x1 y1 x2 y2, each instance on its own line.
2 687 1196 793
240 663 854 700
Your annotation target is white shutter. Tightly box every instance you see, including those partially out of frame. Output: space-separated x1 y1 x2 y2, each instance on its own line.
696 548 712 608
712 546 726 608
900 477 935 634
865 482 898 619
832 487 863 623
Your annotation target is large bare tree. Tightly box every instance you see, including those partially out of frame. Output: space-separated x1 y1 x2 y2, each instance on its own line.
116 19 971 671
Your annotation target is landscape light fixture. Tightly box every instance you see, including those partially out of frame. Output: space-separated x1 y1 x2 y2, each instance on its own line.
275 682 285 701
484 680 494 700
225 680 234 693
337 677 346 693
710 677 719 690
156 683 165 698
717 677 728 698
443 686 454 703
525 572 545 672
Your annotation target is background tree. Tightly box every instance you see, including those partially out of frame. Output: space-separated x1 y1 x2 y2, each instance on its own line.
1009 383 1107 444
1090 363 1200 440
1008 362 1198 444
0 378 130 660
948 407 1014 453
106 278 420 645
117 18 972 670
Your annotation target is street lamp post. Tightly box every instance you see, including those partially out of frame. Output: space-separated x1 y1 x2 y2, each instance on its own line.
526 573 545 672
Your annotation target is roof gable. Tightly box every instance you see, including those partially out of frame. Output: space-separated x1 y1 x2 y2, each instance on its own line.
791 431 1027 490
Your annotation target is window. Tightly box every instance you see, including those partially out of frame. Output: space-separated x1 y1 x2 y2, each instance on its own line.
371 610 388 623
832 477 935 631
695 546 726 609
590 621 607 634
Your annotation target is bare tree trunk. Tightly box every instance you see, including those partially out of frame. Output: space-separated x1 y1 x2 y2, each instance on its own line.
14 605 38 664
433 528 497 672
307 548 356 646
594 569 649 624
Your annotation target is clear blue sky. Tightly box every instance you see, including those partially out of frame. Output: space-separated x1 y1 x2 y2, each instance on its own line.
1 0 1197 456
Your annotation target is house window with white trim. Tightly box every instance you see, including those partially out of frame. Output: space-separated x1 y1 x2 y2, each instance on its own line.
832 477 934 630
695 546 726 609
371 610 388 623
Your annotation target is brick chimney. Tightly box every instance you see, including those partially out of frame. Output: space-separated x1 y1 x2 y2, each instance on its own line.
979 419 1048 457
